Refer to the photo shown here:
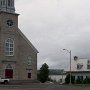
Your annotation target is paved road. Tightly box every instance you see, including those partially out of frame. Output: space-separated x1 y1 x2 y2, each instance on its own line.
0 83 90 90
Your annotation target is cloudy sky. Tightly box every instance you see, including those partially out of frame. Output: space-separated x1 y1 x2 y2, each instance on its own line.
15 0 90 70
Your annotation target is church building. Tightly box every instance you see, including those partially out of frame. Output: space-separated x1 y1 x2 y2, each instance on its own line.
0 0 38 81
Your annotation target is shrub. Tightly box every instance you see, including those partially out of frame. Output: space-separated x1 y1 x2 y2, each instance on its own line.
37 63 49 83
83 78 90 84
65 74 75 84
75 78 83 84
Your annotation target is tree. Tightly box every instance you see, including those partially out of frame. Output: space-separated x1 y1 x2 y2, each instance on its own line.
65 74 70 84
65 74 75 84
37 63 49 83
83 78 90 84
75 78 83 84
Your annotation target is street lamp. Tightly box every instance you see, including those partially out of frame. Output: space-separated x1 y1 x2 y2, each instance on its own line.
63 49 72 84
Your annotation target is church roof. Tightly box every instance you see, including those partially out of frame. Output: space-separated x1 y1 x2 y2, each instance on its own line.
0 11 19 15
18 29 39 53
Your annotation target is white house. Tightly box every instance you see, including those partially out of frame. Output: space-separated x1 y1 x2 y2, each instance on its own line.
49 69 66 83
71 57 90 80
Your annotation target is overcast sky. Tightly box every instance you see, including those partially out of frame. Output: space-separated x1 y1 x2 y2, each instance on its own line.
15 0 90 70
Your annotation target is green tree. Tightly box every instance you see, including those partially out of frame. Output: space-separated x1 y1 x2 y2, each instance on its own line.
75 78 83 84
37 63 49 83
65 74 75 84
65 74 70 84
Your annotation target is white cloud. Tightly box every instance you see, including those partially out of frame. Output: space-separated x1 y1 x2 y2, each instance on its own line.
15 0 90 70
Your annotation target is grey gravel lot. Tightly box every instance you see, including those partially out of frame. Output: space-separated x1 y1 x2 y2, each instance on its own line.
0 83 90 90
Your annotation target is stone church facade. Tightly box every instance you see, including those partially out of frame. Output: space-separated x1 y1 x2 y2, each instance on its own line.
0 0 38 81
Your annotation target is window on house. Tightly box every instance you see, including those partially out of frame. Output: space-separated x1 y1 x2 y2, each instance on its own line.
77 76 83 80
72 76 75 80
87 65 90 69
28 73 31 78
86 76 90 79
5 38 14 56
87 60 90 64
77 63 83 69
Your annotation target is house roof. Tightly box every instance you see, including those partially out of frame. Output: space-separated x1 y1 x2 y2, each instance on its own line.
18 29 39 53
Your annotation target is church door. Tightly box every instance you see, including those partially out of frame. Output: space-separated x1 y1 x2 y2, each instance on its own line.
5 69 13 78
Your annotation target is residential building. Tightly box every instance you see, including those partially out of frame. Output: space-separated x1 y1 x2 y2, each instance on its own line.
71 57 90 81
49 69 66 83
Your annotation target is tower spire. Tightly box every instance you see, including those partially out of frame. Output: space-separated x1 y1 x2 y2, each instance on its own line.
0 0 15 13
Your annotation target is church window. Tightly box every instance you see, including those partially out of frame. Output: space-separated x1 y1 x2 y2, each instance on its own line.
8 0 11 6
1 0 2 5
3 0 5 5
5 38 14 56
7 0 13 7
12 0 14 6
28 73 31 78
11 0 13 6
6 64 12 69
27 57 32 65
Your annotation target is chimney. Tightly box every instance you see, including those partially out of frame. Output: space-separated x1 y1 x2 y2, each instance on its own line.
74 56 78 61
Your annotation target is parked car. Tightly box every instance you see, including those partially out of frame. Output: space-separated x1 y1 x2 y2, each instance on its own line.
45 81 54 84
0 77 10 84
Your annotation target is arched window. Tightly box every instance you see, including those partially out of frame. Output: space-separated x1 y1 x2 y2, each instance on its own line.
6 64 12 69
27 57 32 65
5 38 14 56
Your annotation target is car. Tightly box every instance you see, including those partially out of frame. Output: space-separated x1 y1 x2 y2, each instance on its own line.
0 77 10 84
45 81 54 84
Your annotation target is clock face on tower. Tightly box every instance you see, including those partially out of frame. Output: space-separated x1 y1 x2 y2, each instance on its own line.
7 20 13 26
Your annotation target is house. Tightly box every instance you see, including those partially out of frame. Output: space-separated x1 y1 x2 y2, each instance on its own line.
49 69 66 83
71 57 90 81
0 0 38 81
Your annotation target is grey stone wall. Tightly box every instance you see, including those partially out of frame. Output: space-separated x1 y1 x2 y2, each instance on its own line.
0 12 38 80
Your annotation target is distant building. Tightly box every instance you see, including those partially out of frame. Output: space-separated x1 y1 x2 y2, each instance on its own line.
0 0 38 81
49 69 64 75
71 58 90 81
49 69 66 83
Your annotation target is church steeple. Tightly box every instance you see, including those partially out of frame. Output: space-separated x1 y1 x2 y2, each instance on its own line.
0 0 15 13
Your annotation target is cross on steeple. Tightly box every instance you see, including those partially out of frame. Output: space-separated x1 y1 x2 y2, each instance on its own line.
0 0 15 13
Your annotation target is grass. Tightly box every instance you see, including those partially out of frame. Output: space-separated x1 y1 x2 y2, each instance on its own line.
66 84 90 87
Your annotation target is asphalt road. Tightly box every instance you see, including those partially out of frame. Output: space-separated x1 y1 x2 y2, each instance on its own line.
0 83 90 90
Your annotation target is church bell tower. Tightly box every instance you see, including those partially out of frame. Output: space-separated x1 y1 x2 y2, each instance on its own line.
0 0 19 80
0 0 15 13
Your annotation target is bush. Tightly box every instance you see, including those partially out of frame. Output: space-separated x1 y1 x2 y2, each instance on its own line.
65 74 75 84
83 78 90 84
75 78 83 84
65 74 70 84
65 75 90 84
37 63 49 83
48 77 53 82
